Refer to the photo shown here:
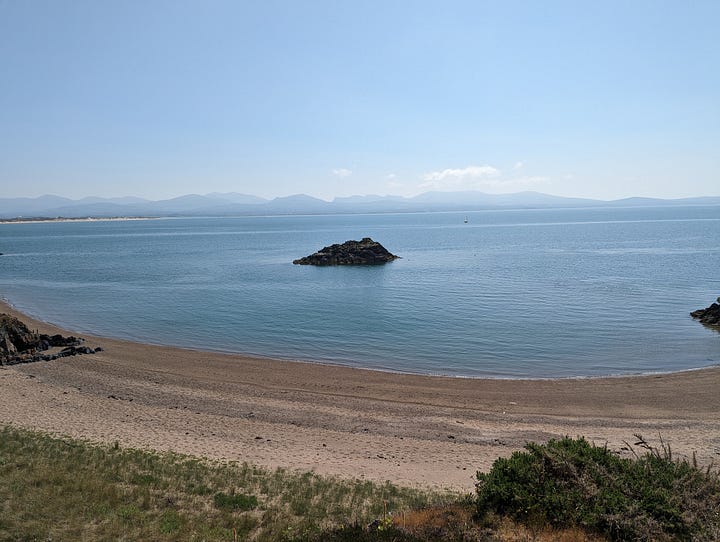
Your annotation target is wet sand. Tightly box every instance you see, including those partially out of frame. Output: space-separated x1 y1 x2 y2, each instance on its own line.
1 300 719 490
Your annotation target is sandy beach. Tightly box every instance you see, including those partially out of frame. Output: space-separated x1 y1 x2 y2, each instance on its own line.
1 300 719 491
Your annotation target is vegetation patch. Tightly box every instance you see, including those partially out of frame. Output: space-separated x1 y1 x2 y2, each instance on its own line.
213 491 258 511
3 425 718 541
475 435 720 541
0 425 449 541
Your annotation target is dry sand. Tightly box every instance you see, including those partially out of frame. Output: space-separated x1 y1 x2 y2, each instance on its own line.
1 300 719 491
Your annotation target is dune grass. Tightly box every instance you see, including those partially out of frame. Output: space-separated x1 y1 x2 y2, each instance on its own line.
3 425 718 541
0 425 452 541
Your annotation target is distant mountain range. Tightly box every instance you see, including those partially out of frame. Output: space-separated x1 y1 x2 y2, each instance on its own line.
1 191 719 219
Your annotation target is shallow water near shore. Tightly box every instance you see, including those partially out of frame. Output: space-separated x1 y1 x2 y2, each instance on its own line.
1 206 719 378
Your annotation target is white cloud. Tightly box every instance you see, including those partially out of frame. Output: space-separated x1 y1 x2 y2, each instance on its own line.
420 165 501 190
422 165 500 183
386 173 397 180
513 161 524 170
332 168 352 178
418 163 549 192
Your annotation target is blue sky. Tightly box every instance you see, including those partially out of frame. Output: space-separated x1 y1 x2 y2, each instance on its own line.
1 1 718 201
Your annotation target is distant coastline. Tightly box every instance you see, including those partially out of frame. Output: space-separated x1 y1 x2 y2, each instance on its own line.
0 216 156 225
2 191 719 220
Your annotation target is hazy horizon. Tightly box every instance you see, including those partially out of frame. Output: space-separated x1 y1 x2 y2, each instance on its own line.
1 2 718 202
4 188 720 204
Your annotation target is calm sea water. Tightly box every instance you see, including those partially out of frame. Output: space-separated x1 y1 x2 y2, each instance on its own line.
1 206 719 378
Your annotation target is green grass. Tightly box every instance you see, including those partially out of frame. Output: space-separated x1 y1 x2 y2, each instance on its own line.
4 426 718 542
0 425 453 541
213 492 258 512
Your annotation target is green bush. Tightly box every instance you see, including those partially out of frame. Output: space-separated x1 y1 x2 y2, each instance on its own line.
475 436 720 541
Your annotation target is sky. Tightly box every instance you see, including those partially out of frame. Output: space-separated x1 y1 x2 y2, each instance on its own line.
0 0 718 201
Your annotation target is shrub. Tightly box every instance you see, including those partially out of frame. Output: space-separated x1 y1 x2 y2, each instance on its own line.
475 436 720 541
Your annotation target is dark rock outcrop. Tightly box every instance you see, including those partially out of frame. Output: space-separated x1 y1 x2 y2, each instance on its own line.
0 314 38 356
293 238 399 266
690 297 720 329
0 313 99 365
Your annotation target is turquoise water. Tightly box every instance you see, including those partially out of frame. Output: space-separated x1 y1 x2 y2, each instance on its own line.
1 206 719 378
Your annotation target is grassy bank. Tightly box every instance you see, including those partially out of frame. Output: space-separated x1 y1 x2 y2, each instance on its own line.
3 426 718 541
0 425 451 541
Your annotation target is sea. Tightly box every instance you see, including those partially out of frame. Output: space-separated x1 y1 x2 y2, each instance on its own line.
1 205 719 378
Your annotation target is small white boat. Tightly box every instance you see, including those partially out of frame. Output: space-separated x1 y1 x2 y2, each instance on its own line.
463 216 468 224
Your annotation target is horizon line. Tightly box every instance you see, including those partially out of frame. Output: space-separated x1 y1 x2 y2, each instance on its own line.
4 190 720 204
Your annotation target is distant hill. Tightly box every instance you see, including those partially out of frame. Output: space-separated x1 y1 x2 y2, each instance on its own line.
1 191 719 219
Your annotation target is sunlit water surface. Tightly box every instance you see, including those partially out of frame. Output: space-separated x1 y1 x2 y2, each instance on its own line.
1 206 718 377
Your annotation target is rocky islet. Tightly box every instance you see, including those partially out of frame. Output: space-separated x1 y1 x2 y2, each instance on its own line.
293 237 399 266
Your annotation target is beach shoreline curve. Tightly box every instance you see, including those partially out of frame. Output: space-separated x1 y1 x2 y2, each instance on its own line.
1 299 719 490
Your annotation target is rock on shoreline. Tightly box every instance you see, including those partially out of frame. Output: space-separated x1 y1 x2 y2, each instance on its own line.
0 313 101 365
690 297 720 329
293 238 399 266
